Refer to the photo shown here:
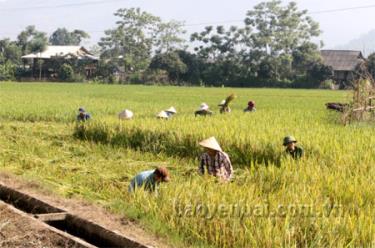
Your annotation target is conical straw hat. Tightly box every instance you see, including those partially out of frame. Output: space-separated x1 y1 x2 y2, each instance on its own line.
166 106 177 113
157 111 169 119
118 109 134 120
199 103 209 111
199 137 222 152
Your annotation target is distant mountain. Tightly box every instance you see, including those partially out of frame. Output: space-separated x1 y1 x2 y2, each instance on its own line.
335 30 375 57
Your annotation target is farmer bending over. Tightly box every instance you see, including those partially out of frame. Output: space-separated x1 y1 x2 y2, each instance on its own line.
128 167 170 192
157 111 170 119
165 107 177 118
244 101 256 112
218 100 231 113
219 94 236 114
199 137 233 181
195 103 213 116
118 109 134 120
283 136 304 160
77 107 91 122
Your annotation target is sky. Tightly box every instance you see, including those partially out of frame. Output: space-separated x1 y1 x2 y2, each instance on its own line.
0 0 375 50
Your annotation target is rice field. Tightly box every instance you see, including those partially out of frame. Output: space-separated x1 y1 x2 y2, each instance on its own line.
1 82 375 247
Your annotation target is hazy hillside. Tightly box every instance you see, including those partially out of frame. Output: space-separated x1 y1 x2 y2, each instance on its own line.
336 30 375 57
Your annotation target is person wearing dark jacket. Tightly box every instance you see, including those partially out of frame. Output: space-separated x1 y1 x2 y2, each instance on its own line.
283 136 304 160
195 103 213 116
77 107 91 122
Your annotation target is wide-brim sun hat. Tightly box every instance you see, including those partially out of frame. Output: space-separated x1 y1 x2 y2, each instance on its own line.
283 135 297 146
157 111 169 119
199 136 223 152
165 106 177 114
118 109 134 120
199 103 209 111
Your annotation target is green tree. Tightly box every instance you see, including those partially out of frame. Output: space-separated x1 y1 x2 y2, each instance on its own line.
30 33 48 81
191 25 243 85
306 62 333 87
154 20 186 53
292 42 321 77
177 50 203 84
367 53 375 80
17 26 48 55
191 25 240 61
244 1 321 55
188 1 322 86
49 28 90 46
99 8 161 74
242 1 321 82
0 61 16 81
0 39 21 64
16 26 48 80
149 52 187 82
59 63 75 81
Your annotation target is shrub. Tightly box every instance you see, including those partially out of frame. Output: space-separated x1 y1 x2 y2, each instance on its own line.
319 79 336 89
0 61 16 81
58 63 75 82
143 69 170 85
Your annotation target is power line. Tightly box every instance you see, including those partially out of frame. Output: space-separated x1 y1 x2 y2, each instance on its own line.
309 4 375 14
0 0 129 12
184 4 375 27
184 20 243 27
0 0 374 15
1 3 375 37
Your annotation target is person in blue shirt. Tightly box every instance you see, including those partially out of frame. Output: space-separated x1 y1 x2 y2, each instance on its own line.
77 107 91 122
128 167 170 192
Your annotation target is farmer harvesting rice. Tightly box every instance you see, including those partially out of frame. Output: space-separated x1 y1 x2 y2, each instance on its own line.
283 136 304 160
128 167 170 192
157 111 170 119
199 137 233 181
165 107 177 118
118 109 134 120
195 103 213 116
218 100 231 113
77 107 91 122
325 102 348 112
219 94 236 114
244 101 256 112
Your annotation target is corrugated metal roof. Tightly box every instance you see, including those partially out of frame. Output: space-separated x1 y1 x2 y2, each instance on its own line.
22 46 99 60
321 50 364 71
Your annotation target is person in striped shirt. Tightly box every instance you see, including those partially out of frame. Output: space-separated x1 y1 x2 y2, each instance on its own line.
198 137 233 181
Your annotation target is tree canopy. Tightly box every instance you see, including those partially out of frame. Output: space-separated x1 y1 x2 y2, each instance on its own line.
49 28 90 46
0 1 353 87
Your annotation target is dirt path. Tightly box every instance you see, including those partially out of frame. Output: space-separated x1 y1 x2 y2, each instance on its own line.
0 172 172 248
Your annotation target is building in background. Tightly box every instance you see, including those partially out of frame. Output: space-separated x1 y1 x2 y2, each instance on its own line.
21 46 99 81
321 50 366 88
